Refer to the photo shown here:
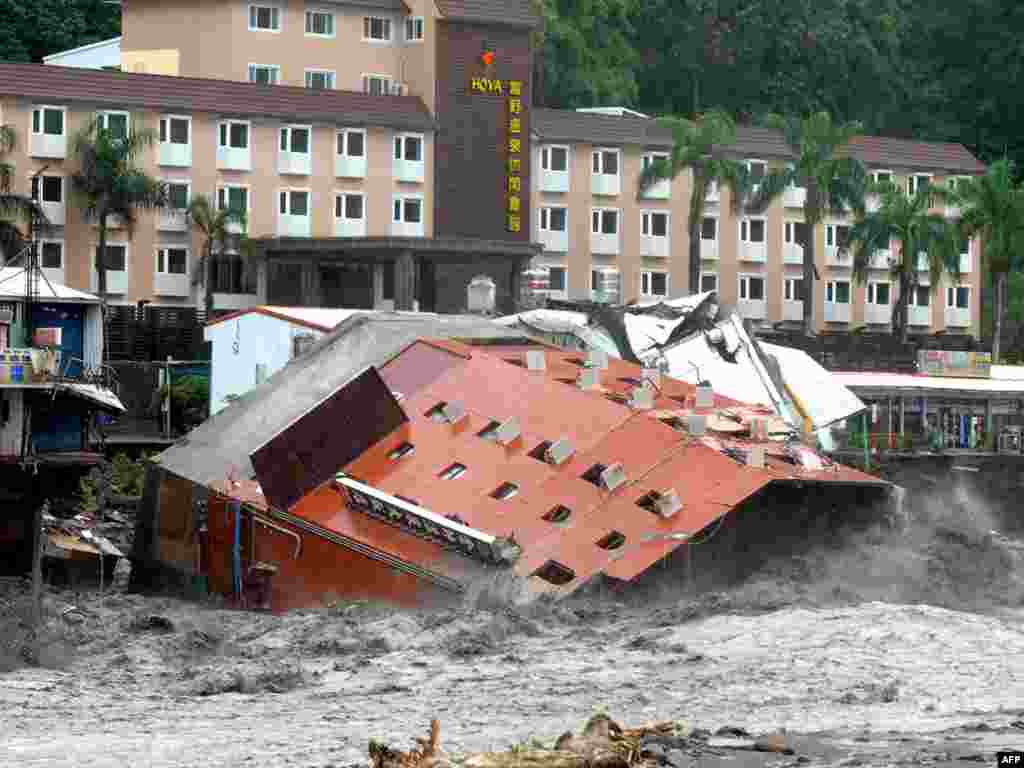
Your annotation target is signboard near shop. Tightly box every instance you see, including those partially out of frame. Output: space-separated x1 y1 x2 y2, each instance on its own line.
918 350 992 379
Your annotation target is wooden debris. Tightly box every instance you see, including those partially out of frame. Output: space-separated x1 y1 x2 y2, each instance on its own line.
370 718 447 768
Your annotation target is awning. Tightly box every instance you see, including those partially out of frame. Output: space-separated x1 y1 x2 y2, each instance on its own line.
59 383 126 413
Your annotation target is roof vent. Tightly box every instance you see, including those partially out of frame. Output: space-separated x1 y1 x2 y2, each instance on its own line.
695 383 714 409
628 386 654 411
586 349 609 370
544 438 575 466
599 462 626 492
526 350 546 371
745 445 766 469
494 417 521 445
688 414 707 436
652 488 682 519
436 401 466 424
577 368 600 391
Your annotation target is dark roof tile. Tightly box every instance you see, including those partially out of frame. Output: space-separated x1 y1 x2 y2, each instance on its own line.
0 63 435 132
435 0 540 27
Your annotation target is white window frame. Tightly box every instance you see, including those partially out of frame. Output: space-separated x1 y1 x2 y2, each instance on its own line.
39 238 64 270
826 223 851 248
405 16 424 42
783 277 804 302
97 243 130 275
872 169 893 186
866 281 891 306
394 133 424 162
591 207 619 235
907 173 932 197
279 124 312 155
248 63 281 85
278 188 312 217
217 184 251 215
31 174 64 204
304 69 336 90
826 280 852 304
738 273 766 302
335 191 365 221
31 105 66 137
159 115 191 146
337 128 366 158
909 283 931 308
539 206 568 232
155 246 189 276
699 271 719 293
362 73 396 96
541 145 570 172
305 9 335 37
746 158 767 184
363 16 392 42
392 194 424 224
641 210 669 239
639 270 669 298
642 152 669 171
96 110 130 138
163 179 191 210
546 265 568 293
218 120 251 150
591 148 620 178
947 285 971 311
739 216 767 244
700 215 718 241
248 4 282 32
783 220 808 245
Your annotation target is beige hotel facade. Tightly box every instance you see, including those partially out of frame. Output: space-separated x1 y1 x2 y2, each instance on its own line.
0 0 984 334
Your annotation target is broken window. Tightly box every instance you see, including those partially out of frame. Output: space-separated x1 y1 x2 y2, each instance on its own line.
490 482 519 500
528 441 553 462
543 505 572 523
636 491 662 515
581 463 608 486
438 462 467 480
532 560 575 585
388 442 415 460
596 531 626 550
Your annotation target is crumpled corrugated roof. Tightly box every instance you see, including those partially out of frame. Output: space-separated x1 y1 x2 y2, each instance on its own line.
760 343 865 429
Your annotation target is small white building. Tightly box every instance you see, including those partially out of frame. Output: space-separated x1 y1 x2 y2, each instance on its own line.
43 37 122 70
204 306 364 416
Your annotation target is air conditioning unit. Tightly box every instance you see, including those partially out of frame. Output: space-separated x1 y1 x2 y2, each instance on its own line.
494 417 521 445
599 462 626 492
544 438 574 466
628 386 653 411
526 349 546 371
651 488 682 519
577 368 600 390
441 400 466 424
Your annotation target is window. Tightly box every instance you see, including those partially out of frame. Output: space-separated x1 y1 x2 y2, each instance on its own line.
305 10 334 36
490 482 519 500
947 286 970 310
739 218 766 243
642 153 669 172
642 211 668 237
640 271 668 297
591 209 618 235
543 505 572 523
335 192 364 220
738 275 765 301
337 129 365 158
40 242 62 269
156 247 188 275
872 170 893 187
96 244 127 272
279 190 310 216
908 174 931 196
248 64 280 84
867 282 891 306
542 146 568 172
248 5 280 31
438 462 466 480
548 266 567 291
96 111 129 140
784 277 805 302
405 16 424 41
592 149 619 176
217 186 249 215
280 126 310 154
166 182 189 209
910 285 930 307
394 134 423 162
540 207 567 232
700 216 717 241
363 16 391 41
388 442 415 460
784 221 808 246
159 116 190 145
362 75 395 95
746 159 767 182
826 281 851 304
305 69 335 90
30 176 63 204
219 121 249 149
32 106 64 136
700 272 718 293
393 196 422 223
826 224 850 248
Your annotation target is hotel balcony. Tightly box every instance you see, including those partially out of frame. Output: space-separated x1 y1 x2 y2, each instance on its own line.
783 243 803 265
277 213 310 237
824 302 851 323
335 216 367 238
705 181 720 203
90 268 128 295
217 146 251 172
393 158 424 184
591 173 620 197
391 219 424 238
945 306 970 328
958 252 972 274
39 200 65 227
539 229 568 253
639 235 669 259
782 299 803 322
739 241 767 263
908 305 931 327
159 142 192 168
640 179 670 200
158 208 189 232
783 186 806 207
336 155 367 179
31 133 66 160
864 303 892 325
737 298 767 321
700 240 718 261
591 231 620 256
154 272 189 297
278 150 311 176
539 169 569 194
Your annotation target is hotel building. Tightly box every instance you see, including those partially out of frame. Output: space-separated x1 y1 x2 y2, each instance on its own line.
0 0 984 334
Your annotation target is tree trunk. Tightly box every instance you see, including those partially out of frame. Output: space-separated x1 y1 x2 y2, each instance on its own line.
895 272 910 344
204 240 215 317
993 270 1006 361
802 204 819 335
688 184 704 296
96 212 108 315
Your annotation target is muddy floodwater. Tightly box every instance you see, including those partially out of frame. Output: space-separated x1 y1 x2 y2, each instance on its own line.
3 488 1024 767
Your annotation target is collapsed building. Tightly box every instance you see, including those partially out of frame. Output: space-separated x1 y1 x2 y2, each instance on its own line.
133 311 892 609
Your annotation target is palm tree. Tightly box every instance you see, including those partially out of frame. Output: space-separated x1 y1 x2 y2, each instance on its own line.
69 118 167 304
955 159 1024 361
847 181 960 343
762 113 868 334
187 194 249 316
637 110 750 297
0 124 48 263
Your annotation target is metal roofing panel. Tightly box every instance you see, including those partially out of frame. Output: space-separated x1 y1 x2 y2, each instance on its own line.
378 339 470 399
832 371 1024 395
761 342 866 429
0 267 100 303
206 306 364 332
